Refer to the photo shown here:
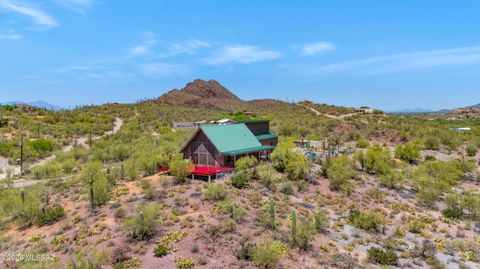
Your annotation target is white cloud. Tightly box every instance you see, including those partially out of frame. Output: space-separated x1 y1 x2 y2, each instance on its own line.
0 34 22 40
140 63 189 77
167 40 211 56
204 45 281 65
301 42 335 56
313 45 480 75
51 0 95 14
131 32 158 56
0 0 58 28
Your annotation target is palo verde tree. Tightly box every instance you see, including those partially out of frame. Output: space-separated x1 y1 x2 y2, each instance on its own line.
82 161 110 212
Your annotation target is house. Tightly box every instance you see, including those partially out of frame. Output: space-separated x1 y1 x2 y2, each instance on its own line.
452 127 471 132
215 118 234 125
181 120 278 170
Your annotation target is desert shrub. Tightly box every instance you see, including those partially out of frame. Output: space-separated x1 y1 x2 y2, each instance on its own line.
28 139 55 157
175 256 195 269
407 218 426 234
377 170 403 189
466 144 478 157
112 245 131 265
235 155 257 171
461 191 480 220
230 170 250 189
154 243 169 257
367 247 398 265
124 159 138 181
36 206 65 226
331 252 358 269
235 239 255 261
313 209 329 233
395 143 420 163
413 160 463 193
217 199 247 223
67 247 111 269
203 183 227 201
325 156 355 194
347 209 385 233
257 201 276 229
416 187 440 208
410 239 436 259
355 145 392 174
440 133 460 151
356 139 369 149
82 161 111 211
31 162 63 179
443 193 464 219
255 164 283 190
291 216 315 250
252 238 287 268
279 180 294 195
170 158 193 184
140 180 156 200
424 136 440 150
123 204 161 240
114 207 126 219
272 140 308 180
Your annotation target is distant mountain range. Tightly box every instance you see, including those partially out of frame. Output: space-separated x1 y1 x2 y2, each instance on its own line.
1 100 63 111
387 108 435 114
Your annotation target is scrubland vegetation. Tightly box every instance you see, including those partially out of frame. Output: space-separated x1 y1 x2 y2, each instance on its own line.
1 87 480 269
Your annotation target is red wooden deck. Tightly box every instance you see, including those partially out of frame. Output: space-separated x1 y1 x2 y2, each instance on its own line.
192 165 233 176
158 165 233 176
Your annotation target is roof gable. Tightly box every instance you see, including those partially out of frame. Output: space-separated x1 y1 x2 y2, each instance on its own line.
200 123 262 153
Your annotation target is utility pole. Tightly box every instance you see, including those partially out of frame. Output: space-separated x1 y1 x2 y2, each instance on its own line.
37 122 40 139
20 133 24 176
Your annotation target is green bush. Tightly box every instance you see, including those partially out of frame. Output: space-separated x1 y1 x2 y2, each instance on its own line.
395 143 421 163
255 164 283 190
170 158 193 184
424 136 440 150
313 209 329 233
235 155 257 171
279 180 294 195
123 204 161 240
203 183 227 201
347 209 385 233
252 238 287 268
272 140 308 180
377 170 403 190
217 199 247 223
355 145 392 174
82 161 111 211
326 156 356 194
443 193 464 219
257 201 276 229
356 139 369 149
230 170 250 189
31 162 63 179
466 144 478 157
291 216 315 250
367 247 398 265
36 206 65 226
153 243 169 257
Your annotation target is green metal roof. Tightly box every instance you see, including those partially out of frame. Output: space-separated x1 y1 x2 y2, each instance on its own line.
255 133 278 140
200 123 262 154
223 145 274 155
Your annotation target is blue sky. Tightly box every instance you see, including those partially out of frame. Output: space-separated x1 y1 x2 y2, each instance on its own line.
1 0 480 110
